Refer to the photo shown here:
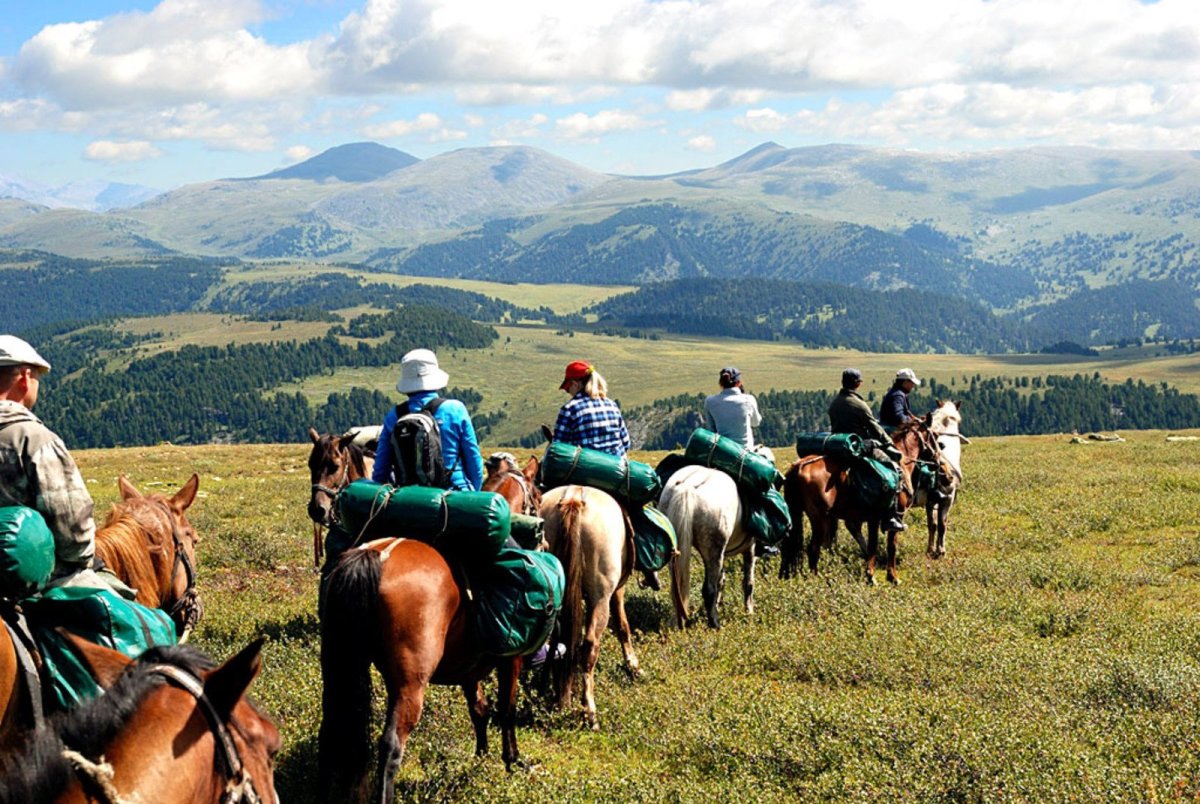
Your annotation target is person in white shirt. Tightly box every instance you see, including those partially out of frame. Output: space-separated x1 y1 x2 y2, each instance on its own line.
703 366 766 454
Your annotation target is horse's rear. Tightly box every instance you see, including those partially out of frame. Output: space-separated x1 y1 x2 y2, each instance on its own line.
540 485 637 729
0 622 22 751
318 537 520 802
661 465 751 629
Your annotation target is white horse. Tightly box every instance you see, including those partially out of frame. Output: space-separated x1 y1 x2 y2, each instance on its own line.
916 400 969 558
660 465 754 629
540 485 639 730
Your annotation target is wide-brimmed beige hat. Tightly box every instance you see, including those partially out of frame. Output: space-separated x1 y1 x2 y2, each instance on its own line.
0 335 51 371
396 348 449 393
896 368 921 386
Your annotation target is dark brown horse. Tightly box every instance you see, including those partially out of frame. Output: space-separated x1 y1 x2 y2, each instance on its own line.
318 537 523 802
780 418 951 586
1 474 203 750
482 452 542 515
307 427 375 568
0 634 280 804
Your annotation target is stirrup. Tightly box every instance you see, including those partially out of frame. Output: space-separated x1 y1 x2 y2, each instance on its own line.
886 518 908 532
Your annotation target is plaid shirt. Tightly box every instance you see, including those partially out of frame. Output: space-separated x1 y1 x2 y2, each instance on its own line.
553 393 631 456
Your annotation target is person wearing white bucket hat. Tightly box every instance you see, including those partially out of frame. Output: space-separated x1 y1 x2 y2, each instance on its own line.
372 349 484 491
880 368 921 428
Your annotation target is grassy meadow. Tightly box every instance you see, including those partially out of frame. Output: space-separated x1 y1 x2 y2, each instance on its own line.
75 430 1200 801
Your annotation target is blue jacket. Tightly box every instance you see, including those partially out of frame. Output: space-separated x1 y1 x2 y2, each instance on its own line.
371 391 484 491
879 384 916 428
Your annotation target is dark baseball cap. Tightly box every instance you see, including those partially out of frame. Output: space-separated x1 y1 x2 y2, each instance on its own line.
719 366 741 383
842 368 863 386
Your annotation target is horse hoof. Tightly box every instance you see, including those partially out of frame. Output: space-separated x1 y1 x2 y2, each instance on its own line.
866 575 877 587
888 575 901 586
626 663 643 679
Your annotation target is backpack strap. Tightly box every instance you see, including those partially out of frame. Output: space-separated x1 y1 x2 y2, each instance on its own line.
423 397 445 414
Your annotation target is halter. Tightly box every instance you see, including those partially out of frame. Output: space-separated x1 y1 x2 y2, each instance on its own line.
153 500 201 638
311 453 351 502
63 662 266 804
497 470 538 515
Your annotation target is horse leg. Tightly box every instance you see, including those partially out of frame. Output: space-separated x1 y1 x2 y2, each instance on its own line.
865 522 879 586
608 586 641 678
936 495 952 558
742 548 756 616
462 681 490 756
806 513 824 575
925 499 938 558
701 545 727 629
886 526 900 586
496 658 523 769
849 521 869 559
580 597 611 730
377 680 427 804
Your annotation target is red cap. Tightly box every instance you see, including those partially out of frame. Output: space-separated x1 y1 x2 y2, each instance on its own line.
559 360 593 390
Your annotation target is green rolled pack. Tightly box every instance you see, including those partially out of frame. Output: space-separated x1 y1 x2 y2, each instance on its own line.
629 503 678 572
336 480 512 562
684 428 782 494
472 547 565 658
538 442 661 506
795 432 866 461
741 487 792 546
0 505 56 599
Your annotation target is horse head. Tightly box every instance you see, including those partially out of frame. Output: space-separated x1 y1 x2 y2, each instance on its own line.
307 428 370 527
483 452 542 516
59 633 281 804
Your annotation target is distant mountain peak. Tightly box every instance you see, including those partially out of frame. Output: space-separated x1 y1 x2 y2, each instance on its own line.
248 142 420 183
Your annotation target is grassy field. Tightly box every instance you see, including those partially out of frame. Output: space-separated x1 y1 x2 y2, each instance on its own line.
75 431 1200 801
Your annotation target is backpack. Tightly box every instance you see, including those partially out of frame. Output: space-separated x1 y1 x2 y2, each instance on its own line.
389 398 452 488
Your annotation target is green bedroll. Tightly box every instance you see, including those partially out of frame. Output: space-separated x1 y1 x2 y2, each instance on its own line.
741 488 792 546
848 457 902 513
337 480 511 563
684 428 782 494
629 503 678 572
795 432 866 461
0 506 55 599
538 442 661 507
472 547 565 658
509 513 545 551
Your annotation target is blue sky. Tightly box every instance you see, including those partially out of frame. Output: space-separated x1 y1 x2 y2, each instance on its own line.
2 0 1198 191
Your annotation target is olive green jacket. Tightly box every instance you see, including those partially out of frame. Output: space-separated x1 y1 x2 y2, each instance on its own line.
827 389 890 444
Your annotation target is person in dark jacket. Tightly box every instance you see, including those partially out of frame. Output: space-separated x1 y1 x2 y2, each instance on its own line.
827 368 907 532
880 368 920 428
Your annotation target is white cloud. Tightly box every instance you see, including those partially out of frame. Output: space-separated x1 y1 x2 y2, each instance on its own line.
490 113 548 141
285 145 315 162
361 112 465 142
666 88 767 112
555 109 650 141
83 139 163 163
687 135 717 152
454 84 618 106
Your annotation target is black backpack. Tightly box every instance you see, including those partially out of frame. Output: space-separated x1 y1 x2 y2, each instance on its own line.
389 398 452 488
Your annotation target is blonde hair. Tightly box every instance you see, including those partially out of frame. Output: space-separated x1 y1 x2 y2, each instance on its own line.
583 369 609 399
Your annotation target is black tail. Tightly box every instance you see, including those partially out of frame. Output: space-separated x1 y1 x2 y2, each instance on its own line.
317 547 381 802
779 464 805 580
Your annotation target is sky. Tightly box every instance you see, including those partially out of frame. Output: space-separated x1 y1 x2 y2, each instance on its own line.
1 0 1198 191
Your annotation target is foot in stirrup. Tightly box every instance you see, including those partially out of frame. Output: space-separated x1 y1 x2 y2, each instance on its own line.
640 570 661 591
886 517 907 532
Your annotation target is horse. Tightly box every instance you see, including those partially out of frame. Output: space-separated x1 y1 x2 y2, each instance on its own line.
1 474 203 750
660 465 752 629
0 634 279 804
482 452 542 516
539 484 640 730
317 538 524 802
780 419 951 586
918 400 969 559
307 427 376 568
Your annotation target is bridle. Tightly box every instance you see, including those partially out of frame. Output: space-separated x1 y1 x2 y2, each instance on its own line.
485 453 539 515
63 663 270 804
153 500 201 641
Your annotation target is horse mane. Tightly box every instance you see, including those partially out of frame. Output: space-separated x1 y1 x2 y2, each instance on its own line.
95 507 169 605
0 644 215 804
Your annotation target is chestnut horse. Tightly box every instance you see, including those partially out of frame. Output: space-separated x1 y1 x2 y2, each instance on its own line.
780 419 949 586
318 538 523 802
1 474 202 750
0 635 279 804
482 452 541 516
540 485 640 729
307 427 376 568
918 400 969 559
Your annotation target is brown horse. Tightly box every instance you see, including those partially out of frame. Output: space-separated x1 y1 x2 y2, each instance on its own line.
307 427 375 568
540 485 639 729
0 634 280 803
482 452 542 515
1 474 203 751
318 537 523 802
780 419 950 586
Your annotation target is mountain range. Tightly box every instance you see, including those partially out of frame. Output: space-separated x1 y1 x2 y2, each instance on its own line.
2 140 1199 326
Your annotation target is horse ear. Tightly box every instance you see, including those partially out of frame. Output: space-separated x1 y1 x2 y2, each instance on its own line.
61 630 131 689
935 398 943 407
308 427 321 444
954 399 963 410
118 475 143 500
171 473 200 512
204 638 265 720
540 424 553 443
523 455 539 484
923 412 934 427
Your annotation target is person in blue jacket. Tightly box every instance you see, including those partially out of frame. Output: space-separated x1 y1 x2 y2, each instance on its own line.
372 349 484 491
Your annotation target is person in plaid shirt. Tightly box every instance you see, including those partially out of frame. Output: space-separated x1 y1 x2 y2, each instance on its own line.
552 361 630 456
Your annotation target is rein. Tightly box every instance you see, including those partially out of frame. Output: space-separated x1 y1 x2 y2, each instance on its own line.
153 500 201 641
497 470 538 515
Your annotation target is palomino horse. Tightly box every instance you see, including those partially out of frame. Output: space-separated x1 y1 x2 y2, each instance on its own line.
318 538 523 802
307 427 376 568
0 635 280 803
781 419 950 586
660 465 753 629
482 452 542 516
1 474 203 750
917 400 969 558
540 485 639 730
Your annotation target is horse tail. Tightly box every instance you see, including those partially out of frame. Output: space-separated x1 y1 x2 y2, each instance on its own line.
779 462 807 579
317 546 381 801
553 491 586 707
662 477 695 628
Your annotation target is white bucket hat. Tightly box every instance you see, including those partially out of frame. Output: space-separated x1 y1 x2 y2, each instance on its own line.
0 335 51 371
896 368 921 386
396 348 449 393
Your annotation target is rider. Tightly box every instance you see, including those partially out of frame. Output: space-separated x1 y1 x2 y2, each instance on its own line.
827 368 908 532
552 361 630 456
704 366 771 459
0 335 134 595
372 348 484 491
880 368 920 428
